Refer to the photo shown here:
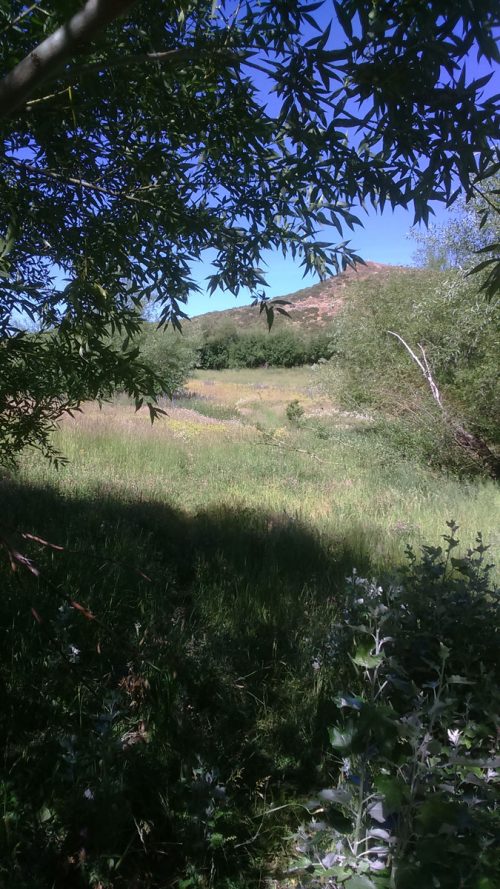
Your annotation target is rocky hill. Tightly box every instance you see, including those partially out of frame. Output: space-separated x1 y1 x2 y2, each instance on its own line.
190 261 410 335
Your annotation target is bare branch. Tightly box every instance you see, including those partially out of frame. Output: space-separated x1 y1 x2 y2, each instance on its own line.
0 0 137 116
388 331 443 408
388 330 499 478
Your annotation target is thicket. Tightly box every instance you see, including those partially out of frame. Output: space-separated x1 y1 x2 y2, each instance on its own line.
136 325 200 396
291 523 500 889
321 268 500 476
196 328 334 369
133 323 333 386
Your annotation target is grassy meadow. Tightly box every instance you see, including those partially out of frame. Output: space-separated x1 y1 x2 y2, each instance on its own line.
2 365 499 888
16 367 500 569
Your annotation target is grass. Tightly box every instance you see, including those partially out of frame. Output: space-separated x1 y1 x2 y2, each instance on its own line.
16 371 500 571
2 365 499 888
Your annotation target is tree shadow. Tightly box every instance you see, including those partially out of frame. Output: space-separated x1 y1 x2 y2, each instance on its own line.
0 477 392 888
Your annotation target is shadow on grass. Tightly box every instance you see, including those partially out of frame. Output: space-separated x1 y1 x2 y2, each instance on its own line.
1 478 389 889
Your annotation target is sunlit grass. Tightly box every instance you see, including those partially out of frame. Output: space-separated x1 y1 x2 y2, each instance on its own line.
17 372 500 574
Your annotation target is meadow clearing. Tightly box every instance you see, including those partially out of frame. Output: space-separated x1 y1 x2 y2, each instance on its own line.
2 365 499 888
16 366 500 572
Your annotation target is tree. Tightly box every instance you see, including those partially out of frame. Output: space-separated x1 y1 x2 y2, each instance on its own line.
412 176 500 272
0 0 499 466
321 266 500 476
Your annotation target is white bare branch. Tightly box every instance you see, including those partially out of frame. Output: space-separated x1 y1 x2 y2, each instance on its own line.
387 331 443 409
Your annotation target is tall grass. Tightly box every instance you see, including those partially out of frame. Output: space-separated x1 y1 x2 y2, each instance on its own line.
2 367 499 887
16 397 500 573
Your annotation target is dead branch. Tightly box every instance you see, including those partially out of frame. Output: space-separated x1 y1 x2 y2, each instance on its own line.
388 330 499 479
387 331 443 408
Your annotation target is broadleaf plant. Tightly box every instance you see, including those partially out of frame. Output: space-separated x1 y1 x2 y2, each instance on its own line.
291 523 500 888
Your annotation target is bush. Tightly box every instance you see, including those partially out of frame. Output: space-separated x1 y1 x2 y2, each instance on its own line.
286 399 305 425
137 324 200 395
321 268 500 475
197 328 334 369
290 523 500 888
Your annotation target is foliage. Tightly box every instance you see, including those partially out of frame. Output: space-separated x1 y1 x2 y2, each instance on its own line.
291 522 500 888
411 177 500 272
321 268 500 474
136 325 200 396
286 399 305 425
411 175 500 299
1 0 499 464
0 483 351 888
197 328 334 370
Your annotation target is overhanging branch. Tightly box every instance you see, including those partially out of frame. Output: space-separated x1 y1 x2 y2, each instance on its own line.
3 156 163 210
0 0 137 116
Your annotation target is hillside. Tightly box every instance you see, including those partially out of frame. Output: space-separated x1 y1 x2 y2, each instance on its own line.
189 261 410 335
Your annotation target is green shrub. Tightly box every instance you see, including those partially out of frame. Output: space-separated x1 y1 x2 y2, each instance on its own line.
321 268 500 475
197 327 240 369
197 329 334 370
286 399 305 425
137 324 200 394
290 523 500 888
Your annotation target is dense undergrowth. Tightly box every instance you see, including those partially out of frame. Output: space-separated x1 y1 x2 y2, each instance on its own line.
1 473 498 888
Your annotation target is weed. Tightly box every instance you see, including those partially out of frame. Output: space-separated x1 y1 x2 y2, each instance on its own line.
288 523 499 888
286 400 305 426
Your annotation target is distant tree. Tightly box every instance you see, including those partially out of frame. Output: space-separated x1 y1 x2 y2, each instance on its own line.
137 325 200 394
0 0 499 465
412 177 500 272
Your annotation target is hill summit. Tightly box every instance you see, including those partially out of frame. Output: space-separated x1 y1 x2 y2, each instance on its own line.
191 261 409 334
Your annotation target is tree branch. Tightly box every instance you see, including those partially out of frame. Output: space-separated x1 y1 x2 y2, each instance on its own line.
3 156 163 210
387 331 443 408
79 47 205 73
0 0 137 116
388 330 500 479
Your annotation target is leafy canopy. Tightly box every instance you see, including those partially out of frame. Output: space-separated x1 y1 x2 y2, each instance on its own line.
0 0 499 465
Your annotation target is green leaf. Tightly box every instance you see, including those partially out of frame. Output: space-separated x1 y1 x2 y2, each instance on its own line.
38 805 54 823
351 640 383 669
326 807 354 833
345 875 377 889
329 723 356 750
374 776 409 811
335 693 364 710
